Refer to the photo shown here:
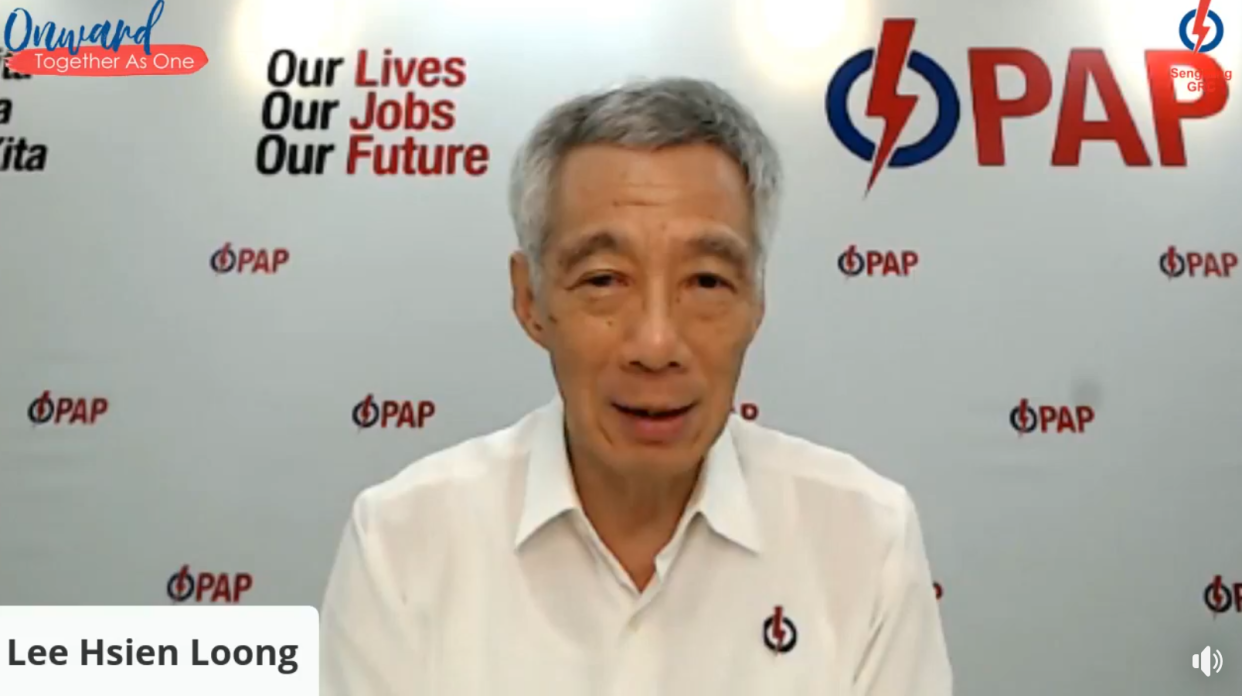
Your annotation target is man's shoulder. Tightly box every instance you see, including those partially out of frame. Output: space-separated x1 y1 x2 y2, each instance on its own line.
730 417 911 515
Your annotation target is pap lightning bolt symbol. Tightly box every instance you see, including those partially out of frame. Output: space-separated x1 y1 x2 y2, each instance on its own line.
1191 0 1214 52
865 19 919 194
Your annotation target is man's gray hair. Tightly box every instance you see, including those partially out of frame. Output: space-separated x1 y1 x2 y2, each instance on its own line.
507 77 783 288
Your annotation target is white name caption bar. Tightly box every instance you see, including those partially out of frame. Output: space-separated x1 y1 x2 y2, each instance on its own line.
0 606 318 695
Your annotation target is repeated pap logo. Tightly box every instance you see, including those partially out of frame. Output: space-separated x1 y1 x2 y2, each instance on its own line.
732 402 760 420
2 1 208 76
27 391 108 426
167 565 253 603
1179 1 1224 53
352 394 437 429
1171 3 1232 93
1009 398 1094 435
1204 575 1240 617
255 50 489 177
838 245 918 277
1159 246 1236 278
210 243 290 275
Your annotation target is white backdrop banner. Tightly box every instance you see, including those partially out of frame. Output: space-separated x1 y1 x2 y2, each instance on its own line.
1 0 1239 694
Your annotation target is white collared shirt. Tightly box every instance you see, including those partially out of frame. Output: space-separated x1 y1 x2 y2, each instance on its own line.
319 399 953 695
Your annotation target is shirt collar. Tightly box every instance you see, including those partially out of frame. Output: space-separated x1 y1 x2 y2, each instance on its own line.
514 398 762 554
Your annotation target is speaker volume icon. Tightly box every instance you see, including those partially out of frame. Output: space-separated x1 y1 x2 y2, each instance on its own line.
1192 646 1223 677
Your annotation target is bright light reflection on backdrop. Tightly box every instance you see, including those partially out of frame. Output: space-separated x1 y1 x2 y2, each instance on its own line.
231 0 363 95
442 0 652 23
734 0 871 93
342 0 661 86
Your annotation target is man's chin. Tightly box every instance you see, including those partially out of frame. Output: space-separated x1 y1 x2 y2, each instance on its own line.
610 445 705 479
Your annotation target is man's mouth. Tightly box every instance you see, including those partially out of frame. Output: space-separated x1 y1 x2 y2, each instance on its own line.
613 403 695 420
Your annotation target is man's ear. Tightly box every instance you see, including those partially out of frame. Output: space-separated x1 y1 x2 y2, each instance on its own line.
510 252 548 349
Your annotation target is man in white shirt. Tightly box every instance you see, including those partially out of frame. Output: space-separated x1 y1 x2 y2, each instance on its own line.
319 77 953 695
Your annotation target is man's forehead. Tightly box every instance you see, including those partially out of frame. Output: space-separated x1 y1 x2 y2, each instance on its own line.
552 226 754 271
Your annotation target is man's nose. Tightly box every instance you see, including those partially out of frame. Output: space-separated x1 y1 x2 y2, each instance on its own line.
623 294 688 371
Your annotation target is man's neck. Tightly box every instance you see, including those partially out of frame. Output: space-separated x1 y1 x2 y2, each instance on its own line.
568 451 701 590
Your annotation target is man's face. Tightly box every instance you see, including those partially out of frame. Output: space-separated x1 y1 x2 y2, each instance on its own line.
511 144 764 479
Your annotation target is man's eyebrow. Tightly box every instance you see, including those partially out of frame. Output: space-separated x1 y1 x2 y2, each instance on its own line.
687 232 752 272
556 230 628 271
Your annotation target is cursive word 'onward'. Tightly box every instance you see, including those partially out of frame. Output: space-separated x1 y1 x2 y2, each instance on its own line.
3 0 164 56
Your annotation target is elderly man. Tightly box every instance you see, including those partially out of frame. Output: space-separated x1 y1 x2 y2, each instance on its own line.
319 77 952 695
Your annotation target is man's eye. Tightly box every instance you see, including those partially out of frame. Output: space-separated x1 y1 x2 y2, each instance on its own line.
583 274 617 288
692 273 731 290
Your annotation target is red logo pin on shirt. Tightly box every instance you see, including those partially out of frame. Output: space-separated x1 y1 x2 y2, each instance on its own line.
763 605 797 653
